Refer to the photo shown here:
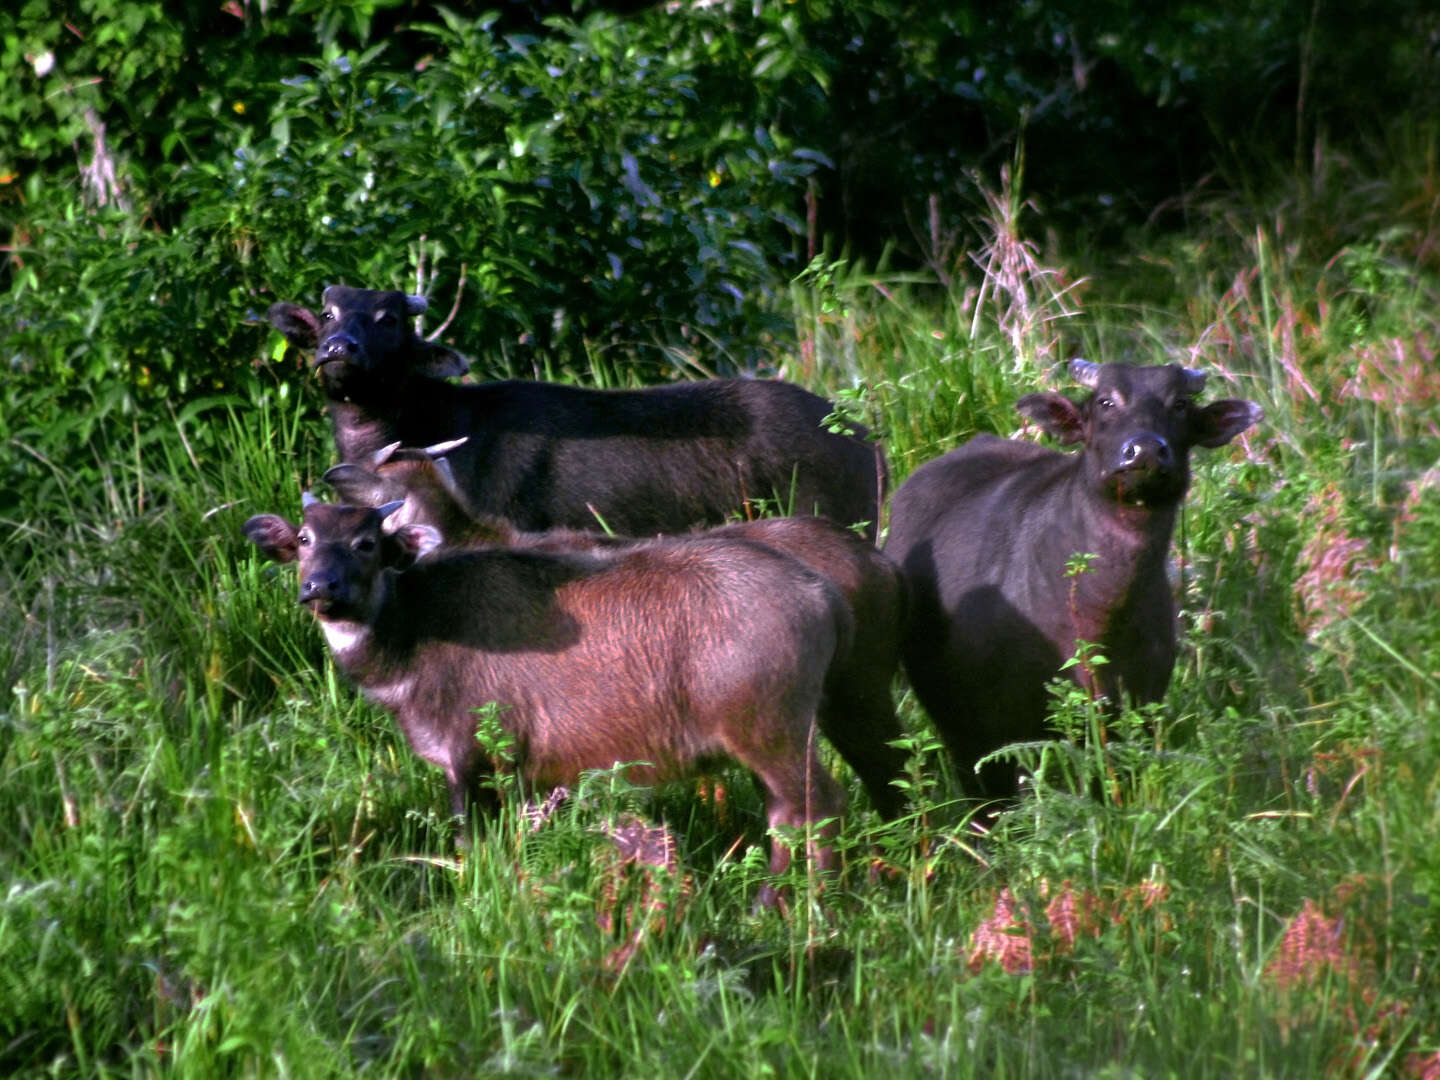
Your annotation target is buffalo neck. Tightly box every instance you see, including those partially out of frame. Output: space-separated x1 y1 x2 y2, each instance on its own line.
325 374 457 464
315 550 595 682
1047 463 1182 645
312 570 407 687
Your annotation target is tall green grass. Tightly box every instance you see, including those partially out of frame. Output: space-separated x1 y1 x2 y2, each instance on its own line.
4 159 1440 1077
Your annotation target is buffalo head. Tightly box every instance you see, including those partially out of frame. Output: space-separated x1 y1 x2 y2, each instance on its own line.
1017 360 1263 509
267 286 467 391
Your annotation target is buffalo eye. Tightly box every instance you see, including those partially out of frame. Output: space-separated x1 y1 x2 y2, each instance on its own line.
376 311 398 327
1170 400 1188 415
1097 396 1116 410
353 536 376 553
320 310 335 323
298 531 312 547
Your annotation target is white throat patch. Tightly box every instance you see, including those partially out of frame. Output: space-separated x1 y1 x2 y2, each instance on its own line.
319 619 370 654
364 677 413 709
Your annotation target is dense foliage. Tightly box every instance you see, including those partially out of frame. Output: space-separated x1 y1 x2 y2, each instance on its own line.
4 1 1436 430
2 2 1439 1076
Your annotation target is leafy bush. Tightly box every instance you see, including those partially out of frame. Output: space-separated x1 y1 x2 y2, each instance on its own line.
6 0 1436 483
2 6 831 412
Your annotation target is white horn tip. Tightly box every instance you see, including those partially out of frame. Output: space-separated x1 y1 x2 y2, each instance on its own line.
424 437 469 458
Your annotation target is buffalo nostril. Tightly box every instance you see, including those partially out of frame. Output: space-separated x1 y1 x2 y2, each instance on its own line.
1121 436 1172 467
300 576 338 602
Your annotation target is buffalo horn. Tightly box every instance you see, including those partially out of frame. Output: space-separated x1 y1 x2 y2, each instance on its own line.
1069 358 1101 388
423 437 469 458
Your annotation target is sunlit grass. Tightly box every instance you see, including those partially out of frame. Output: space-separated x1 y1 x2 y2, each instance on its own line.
4 155 1440 1077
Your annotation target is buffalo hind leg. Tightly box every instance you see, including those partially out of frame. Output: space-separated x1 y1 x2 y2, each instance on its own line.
819 690 908 820
745 735 846 911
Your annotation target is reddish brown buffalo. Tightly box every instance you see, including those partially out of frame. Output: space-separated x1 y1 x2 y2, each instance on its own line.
242 496 851 905
325 442 909 819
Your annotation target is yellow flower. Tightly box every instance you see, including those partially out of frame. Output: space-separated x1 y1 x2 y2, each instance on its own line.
232 101 246 114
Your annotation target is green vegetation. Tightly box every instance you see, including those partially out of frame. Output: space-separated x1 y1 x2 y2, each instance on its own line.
4 2 1439 1076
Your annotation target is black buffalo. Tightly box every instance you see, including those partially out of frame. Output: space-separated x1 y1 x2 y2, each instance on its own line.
885 360 1262 797
267 286 885 538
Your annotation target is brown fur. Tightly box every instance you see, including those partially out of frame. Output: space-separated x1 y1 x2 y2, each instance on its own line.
242 500 851 905
325 447 909 818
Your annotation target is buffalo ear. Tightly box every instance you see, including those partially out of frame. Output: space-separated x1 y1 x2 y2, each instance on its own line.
1016 392 1086 445
242 514 300 563
414 342 469 379
1193 399 1263 448
267 303 320 349
385 524 444 569
323 463 390 507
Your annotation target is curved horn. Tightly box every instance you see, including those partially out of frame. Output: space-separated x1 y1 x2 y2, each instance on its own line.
403 294 428 315
432 457 461 490
322 462 375 486
1068 358 1101 388
301 491 320 509
376 500 406 521
423 437 469 458
372 441 402 466
1180 367 1207 396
